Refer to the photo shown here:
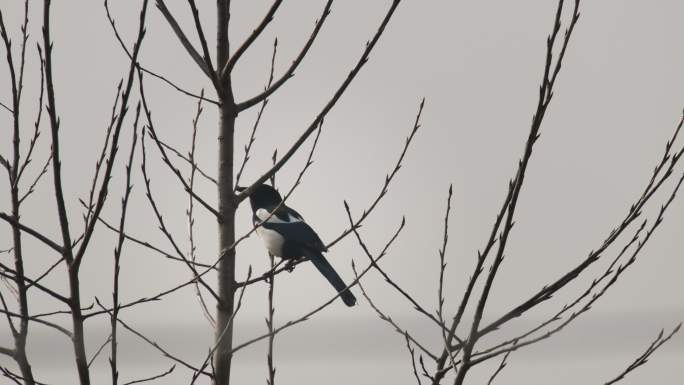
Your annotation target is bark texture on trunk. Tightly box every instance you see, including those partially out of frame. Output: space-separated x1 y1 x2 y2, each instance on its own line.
213 2 236 383
214 101 236 385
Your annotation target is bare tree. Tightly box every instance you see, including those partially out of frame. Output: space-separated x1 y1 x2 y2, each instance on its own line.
0 1 681 385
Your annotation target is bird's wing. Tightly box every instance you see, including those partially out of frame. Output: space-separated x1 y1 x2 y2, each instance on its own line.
255 207 301 224
261 219 326 252
285 206 304 221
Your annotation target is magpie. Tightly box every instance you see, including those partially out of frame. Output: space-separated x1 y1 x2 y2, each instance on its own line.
238 184 356 307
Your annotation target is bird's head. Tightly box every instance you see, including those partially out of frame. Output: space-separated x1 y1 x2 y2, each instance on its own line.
236 184 282 211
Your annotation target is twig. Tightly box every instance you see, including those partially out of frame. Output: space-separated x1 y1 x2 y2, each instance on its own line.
0 308 72 337
353 261 437 361
221 0 283 76
74 0 149 266
1 5 36 380
266 254 276 385
235 0 403 195
95 298 211 378
83 207 215 269
155 0 212 79
604 324 681 385
186 90 215 327
190 267 252 385
17 154 52 205
405 332 422 385
473 219 647 358
0 101 12 113
104 0 218 105
87 334 112 367
82 80 122 233
0 212 63 253
16 45 46 184
486 346 513 385
435 185 460 373
139 69 221 221
140 126 220 303
186 0 218 85
123 366 175 385
0 367 21 385
233 0 331 110
235 38 278 189
156 138 216 185
110 104 140 385
344 200 448 336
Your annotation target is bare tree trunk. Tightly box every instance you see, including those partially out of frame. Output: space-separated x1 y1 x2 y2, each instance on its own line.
214 102 236 385
213 3 237 383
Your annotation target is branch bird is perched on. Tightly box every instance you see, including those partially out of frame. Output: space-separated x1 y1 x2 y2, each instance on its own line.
238 184 357 307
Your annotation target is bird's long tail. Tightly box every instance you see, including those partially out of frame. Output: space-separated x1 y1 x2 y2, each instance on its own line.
304 250 356 307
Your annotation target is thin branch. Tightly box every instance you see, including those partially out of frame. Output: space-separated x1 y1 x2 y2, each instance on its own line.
353 245 437 361
405 332 423 385
140 126 220 303
0 367 21 385
473 220 647 358
436 185 460 372
603 324 682 385
0 212 63 253
123 366 175 385
0 264 71 305
486 345 513 385
95 298 212 378
186 0 220 92
155 0 212 79
81 206 215 269
0 308 72 337
0 290 18 337
110 105 140 385
221 0 283 77
235 0 403 193
82 79 122 229
16 45 46 184
266 255 276 385
104 0 218 105
233 0 330 110
235 38 277 189
17 154 52 205
75 8 149 266
344 200 448 335
0 101 12 113
186 90 215 327
139 68 221 221
87 334 112 367
156 137 216 185
190 267 252 385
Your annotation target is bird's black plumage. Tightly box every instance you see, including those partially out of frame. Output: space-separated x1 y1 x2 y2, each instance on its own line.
240 184 356 307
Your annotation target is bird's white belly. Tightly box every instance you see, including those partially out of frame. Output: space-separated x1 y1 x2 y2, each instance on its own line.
256 226 285 257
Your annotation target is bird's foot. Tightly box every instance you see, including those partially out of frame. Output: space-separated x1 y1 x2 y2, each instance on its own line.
284 260 298 272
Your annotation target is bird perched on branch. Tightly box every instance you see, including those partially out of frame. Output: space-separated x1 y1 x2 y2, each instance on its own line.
238 184 356 307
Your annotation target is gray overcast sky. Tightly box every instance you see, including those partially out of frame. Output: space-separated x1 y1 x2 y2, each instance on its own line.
1 1 683 384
